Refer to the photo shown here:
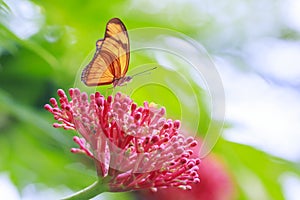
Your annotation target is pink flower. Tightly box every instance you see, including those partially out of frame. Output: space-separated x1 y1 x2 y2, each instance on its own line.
44 88 200 193
137 139 237 200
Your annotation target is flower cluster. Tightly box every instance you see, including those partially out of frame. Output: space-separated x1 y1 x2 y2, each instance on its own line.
45 88 200 192
138 139 236 200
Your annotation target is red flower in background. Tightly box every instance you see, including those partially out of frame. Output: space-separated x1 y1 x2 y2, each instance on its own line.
137 139 236 200
45 88 200 193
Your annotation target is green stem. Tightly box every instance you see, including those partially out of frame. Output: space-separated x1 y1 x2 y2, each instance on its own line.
62 178 110 200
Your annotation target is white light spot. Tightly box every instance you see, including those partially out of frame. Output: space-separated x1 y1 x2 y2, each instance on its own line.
217 58 300 161
245 38 300 84
1 0 44 39
281 173 300 200
0 173 20 200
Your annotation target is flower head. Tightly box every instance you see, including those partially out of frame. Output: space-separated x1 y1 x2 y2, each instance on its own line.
137 139 237 200
45 88 200 192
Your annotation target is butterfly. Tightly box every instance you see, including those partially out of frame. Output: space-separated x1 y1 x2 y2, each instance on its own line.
81 18 131 87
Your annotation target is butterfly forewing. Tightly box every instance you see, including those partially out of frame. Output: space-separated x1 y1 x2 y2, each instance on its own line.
96 39 104 50
81 18 130 86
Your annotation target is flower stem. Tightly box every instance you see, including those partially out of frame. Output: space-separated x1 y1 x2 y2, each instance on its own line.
62 179 109 200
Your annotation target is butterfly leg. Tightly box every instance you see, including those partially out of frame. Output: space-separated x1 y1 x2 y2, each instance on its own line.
105 87 115 97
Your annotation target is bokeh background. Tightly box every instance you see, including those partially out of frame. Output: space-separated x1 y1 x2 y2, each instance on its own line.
1 0 300 199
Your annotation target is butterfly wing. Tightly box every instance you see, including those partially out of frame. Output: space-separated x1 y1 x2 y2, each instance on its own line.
81 18 130 86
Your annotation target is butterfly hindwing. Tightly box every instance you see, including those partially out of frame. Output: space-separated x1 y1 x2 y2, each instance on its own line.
81 18 130 86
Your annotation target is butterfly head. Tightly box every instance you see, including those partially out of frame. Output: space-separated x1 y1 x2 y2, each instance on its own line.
113 76 132 87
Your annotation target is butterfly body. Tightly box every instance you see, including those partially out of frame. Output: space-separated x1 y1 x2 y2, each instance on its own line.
112 76 132 87
81 18 130 87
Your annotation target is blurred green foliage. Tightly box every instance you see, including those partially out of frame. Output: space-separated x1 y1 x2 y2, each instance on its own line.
1 0 300 199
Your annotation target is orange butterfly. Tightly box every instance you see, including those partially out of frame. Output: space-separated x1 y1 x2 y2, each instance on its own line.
81 18 131 87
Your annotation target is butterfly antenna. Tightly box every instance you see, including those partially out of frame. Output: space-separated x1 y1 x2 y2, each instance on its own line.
131 67 157 78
